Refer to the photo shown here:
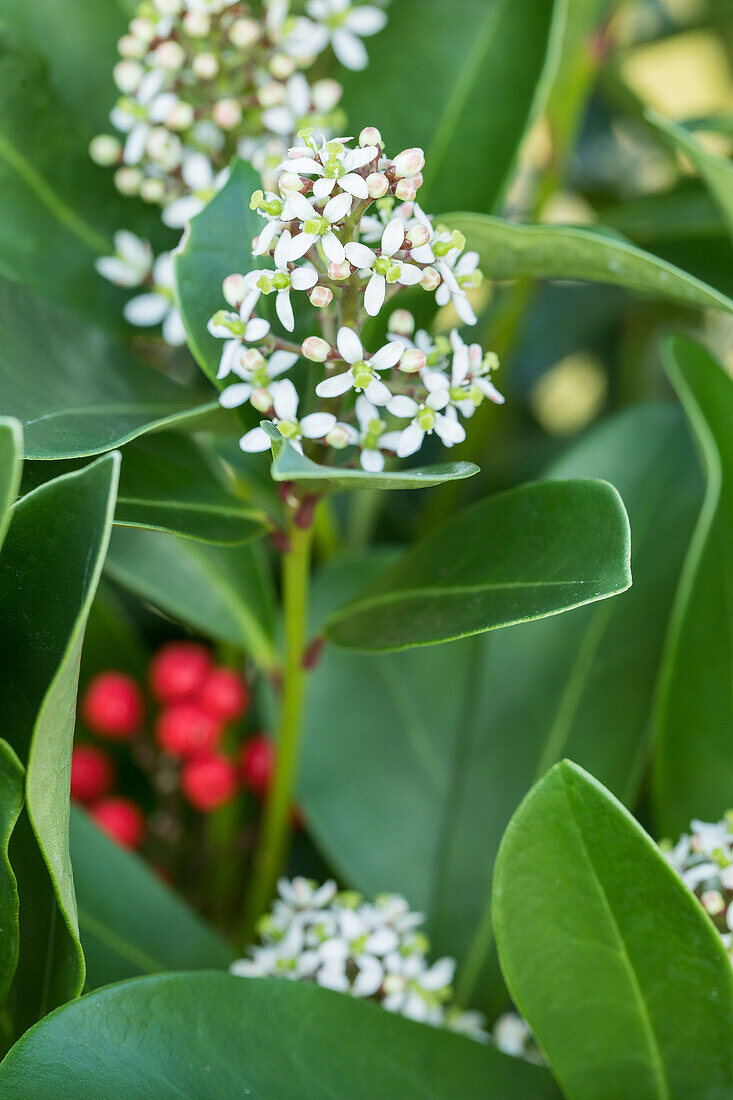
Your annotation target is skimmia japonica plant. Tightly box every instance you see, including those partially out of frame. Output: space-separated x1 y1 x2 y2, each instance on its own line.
2 0 733 1095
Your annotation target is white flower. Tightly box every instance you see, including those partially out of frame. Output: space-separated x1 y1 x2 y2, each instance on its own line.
351 396 393 472
123 252 186 345
208 293 270 379
240 379 336 452
435 247 480 326
278 877 339 910
219 350 298 411
262 73 313 136
305 0 387 70
281 189 352 264
278 139 376 201
344 217 422 316
422 330 504 416
315 327 402 406
386 395 466 457
249 231 319 331
95 230 152 287
162 153 229 226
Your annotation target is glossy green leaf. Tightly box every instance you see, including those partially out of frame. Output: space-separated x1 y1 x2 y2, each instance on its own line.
0 741 23 1006
0 973 561 1098
105 526 277 671
263 421 480 491
0 416 22 552
327 478 631 651
70 809 234 990
0 279 217 460
493 761 733 1100
174 158 263 386
445 213 733 315
341 0 557 213
653 337 733 836
302 405 701 1017
23 433 267 544
0 454 120 1039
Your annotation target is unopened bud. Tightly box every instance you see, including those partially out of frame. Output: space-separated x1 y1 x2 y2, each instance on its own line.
392 147 425 179
251 387 273 413
139 177 166 203
406 225 430 249
257 81 285 108
399 348 426 374
115 166 143 195
420 266 440 291
359 126 382 148
153 0 182 14
166 101 195 130
118 34 147 59
395 179 418 201
192 52 219 80
388 309 415 337
113 60 143 94
326 424 352 449
328 261 351 281
302 336 330 362
309 285 333 308
147 128 182 169
89 134 122 166
223 273 247 307
241 348 266 372
411 172 424 190
312 79 342 112
278 171 304 194
366 172 389 198
213 98 242 130
183 10 210 35
130 17 156 44
269 52 296 80
154 41 186 71
229 17 260 48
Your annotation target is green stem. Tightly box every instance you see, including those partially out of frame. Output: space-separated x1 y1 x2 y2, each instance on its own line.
240 512 313 941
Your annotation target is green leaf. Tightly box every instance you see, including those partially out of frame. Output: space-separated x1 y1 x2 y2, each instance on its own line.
493 761 733 1100
105 526 277 671
23 433 267 544
341 0 557 214
326 478 631 651
263 421 480 491
0 741 23 1007
0 454 120 1038
0 416 23 552
653 337 733 836
302 405 701 1017
70 809 234 990
0 973 561 1098
174 158 263 386
0 279 217 460
645 109 733 243
445 213 733 315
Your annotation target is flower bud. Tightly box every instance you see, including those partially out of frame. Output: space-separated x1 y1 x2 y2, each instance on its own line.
326 424 352 449
394 179 418 201
183 10 210 36
139 177 166 203
388 309 415 336
309 285 333 308
213 98 242 131
118 33 147 59
222 273 248 307
278 171 304 194
154 41 186 71
89 134 122 166
269 52 296 79
406 225 430 249
165 101 194 131
327 261 351 281
113 60 143 94
192 52 219 80
411 172 424 190
257 81 285 108
130 17 156 44
114 166 143 195
251 387 273 413
359 126 382 148
392 147 425 179
312 79 342 112
154 0 182 14
420 266 440 291
241 348 266 372
302 336 330 363
366 172 389 198
399 348 426 374
147 128 182 169
229 18 260 48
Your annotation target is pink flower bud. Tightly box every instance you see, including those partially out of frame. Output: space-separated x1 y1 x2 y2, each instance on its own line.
411 172 424 190
118 34 147 60
213 98 242 131
302 336 330 362
406 225 430 249
115 166 143 195
89 135 122 166
327 261 351 281
241 348 265 372
388 309 415 337
113 60 143 94
399 349 426 374
269 52 296 80
326 425 352 449
183 10 210 36
359 127 382 148
251 388 273 414
154 41 186 71
166 102 195 131
312 79 343 112
394 179 418 201
421 267 440 291
222 274 247 307
192 52 219 80
139 177 165 203
366 172 389 198
278 172 304 194
392 148 425 179
309 285 333 308
229 18 260 48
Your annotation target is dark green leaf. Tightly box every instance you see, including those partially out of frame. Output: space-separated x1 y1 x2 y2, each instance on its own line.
0 416 22 551
0 454 120 1038
326 478 631 651
263 420 479 491
70 809 234 990
0 279 217 460
174 159 263 386
653 337 733 836
0 973 560 1098
0 741 23 1007
493 761 733 1100
446 213 733 315
341 0 557 213
105 526 277 671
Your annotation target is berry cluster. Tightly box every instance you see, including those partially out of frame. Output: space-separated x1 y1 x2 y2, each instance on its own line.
73 641 278 852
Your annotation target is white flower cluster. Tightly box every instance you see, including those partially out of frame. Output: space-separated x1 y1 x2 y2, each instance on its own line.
92 0 386 343
492 1013 543 1064
663 812 733 959
230 877 487 1039
210 128 503 469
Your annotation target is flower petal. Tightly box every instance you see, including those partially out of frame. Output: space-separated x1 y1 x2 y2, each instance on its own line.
365 377 392 406
219 382 253 408
396 263 423 286
345 6 387 35
364 272 385 317
360 448 384 472
396 423 424 458
381 218 405 257
344 242 376 268
244 317 270 342
285 232 317 261
268 350 299 377
339 172 369 199
276 288 295 331
283 190 317 222
324 191 352 224
312 176 335 199
332 27 369 70
387 395 418 418
316 371 354 398
321 232 345 265
239 426 272 452
273 378 299 420
301 412 337 438
291 265 318 290
337 326 363 364
370 340 403 370
123 293 169 326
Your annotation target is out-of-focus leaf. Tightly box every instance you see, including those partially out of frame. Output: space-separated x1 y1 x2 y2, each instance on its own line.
0 741 23 1007
0 417 22 551
494 762 733 1100
653 337 733 836
0 973 561 1098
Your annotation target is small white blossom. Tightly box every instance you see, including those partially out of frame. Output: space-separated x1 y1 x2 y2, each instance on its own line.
386 395 466 457
305 0 387 70
96 230 152 287
240 379 336 452
345 217 422 316
315 327 402 406
123 252 186 345
281 189 353 264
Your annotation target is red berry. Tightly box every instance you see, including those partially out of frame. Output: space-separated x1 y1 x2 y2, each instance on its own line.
149 642 211 704
81 672 144 739
155 702 222 757
240 735 275 794
91 797 145 849
181 753 238 812
70 745 114 804
198 667 250 722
